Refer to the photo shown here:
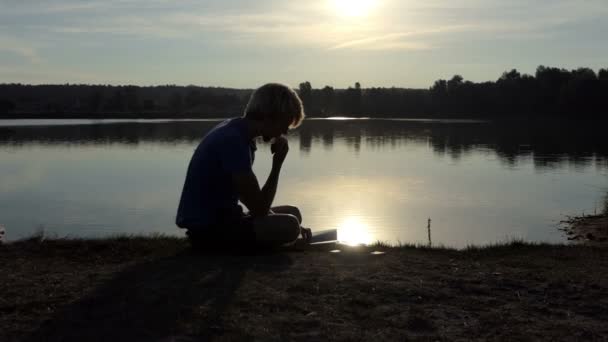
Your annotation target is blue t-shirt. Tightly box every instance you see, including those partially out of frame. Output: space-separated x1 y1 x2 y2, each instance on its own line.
176 118 256 229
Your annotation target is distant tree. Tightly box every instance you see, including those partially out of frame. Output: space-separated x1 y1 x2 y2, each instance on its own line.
447 75 463 95
571 67 596 81
535 65 572 115
518 73 537 114
563 68 601 118
499 69 521 83
169 92 183 112
185 89 201 108
352 82 362 116
430 79 448 113
87 88 103 112
0 99 16 113
142 99 155 111
496 69 525 116
430 79 448 95
298 81 313 114
319 86 335 115
0 65 606 119
536 65 571 86
106 89 125 111
124 86 139 111
340 82 363 116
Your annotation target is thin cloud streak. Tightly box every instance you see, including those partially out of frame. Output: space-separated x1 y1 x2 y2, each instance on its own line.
42 11 366 48
31 3 585 52
0 35 42 64
0 65 116 84
0 1 106 15
0 0 194 14
329 26 473 50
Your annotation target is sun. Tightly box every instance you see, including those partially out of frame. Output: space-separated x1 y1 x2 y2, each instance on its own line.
331 0 376 17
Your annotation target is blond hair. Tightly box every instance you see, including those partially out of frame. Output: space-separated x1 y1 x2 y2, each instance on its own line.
243 83 305 128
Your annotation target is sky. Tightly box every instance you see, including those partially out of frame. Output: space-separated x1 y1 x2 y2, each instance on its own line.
1 0 607 88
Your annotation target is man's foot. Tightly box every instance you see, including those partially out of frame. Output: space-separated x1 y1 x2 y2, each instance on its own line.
292 238 310 248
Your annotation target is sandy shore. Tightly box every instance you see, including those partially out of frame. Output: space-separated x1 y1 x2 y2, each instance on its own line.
1 236 608 341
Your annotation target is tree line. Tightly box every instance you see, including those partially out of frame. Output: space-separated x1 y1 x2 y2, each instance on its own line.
1 65 606 119
0 84 250 118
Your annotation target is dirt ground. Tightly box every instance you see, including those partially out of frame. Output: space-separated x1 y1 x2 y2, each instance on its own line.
1 237 608 341
561 214 608 246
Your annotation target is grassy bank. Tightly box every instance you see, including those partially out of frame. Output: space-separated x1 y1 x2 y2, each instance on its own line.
1 236 608 341
561 193 607 245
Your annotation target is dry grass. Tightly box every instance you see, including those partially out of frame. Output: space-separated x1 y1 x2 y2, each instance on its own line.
1 236 608 341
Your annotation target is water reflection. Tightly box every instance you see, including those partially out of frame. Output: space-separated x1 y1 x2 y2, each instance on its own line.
1 118 607 246
337 216 373 246
1 119 607 170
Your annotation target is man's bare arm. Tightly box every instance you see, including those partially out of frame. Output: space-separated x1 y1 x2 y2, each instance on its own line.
232 164 281 217
233 136 288 217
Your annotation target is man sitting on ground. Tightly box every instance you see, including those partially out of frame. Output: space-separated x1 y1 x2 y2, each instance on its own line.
176 83 312 248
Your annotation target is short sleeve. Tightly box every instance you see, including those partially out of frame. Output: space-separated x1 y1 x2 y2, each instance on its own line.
218 137 252 174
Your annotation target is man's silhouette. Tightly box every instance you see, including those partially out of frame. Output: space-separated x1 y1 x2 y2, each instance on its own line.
176 83 311 248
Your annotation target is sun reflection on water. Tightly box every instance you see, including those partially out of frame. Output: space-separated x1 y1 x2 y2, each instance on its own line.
337 216 373 246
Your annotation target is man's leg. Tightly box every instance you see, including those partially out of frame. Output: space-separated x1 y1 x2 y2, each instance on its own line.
269 205 303 224
251 214 300 245
265 206 311 243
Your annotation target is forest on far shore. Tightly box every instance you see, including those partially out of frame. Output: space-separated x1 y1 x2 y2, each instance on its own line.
1 65 607 119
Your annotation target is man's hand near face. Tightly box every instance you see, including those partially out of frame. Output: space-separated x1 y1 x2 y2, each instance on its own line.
271 136 289 166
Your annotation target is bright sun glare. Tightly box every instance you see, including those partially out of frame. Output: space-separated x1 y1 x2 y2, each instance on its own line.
331 0 376 17
337 217 373 246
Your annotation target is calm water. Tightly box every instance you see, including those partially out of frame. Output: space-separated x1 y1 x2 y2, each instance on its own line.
1 118 606 247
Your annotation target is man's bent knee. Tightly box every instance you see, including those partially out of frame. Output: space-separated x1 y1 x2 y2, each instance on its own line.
272 205 302 224
274 214 300 242
291 207 302 225
253 214 300 244
284 214 301 241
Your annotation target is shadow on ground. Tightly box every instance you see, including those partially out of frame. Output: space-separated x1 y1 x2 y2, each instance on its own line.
25 248 292 341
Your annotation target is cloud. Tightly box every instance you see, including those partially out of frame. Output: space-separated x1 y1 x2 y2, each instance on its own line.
42 10 346 47
0 0 189 15
329 26 473 51
0 1 104 15
0 35 42 63
36 2 106 13
17 0 600 52
49 16 190 39
0 65 111 84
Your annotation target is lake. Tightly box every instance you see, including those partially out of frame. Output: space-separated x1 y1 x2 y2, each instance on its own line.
1 118 606 247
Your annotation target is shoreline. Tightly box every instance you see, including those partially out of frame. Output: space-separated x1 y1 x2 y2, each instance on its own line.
2 236 607 340
561 213 608 245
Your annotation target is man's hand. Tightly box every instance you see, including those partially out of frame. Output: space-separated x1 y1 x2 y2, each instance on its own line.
300 227 312 243
271 136 289 166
